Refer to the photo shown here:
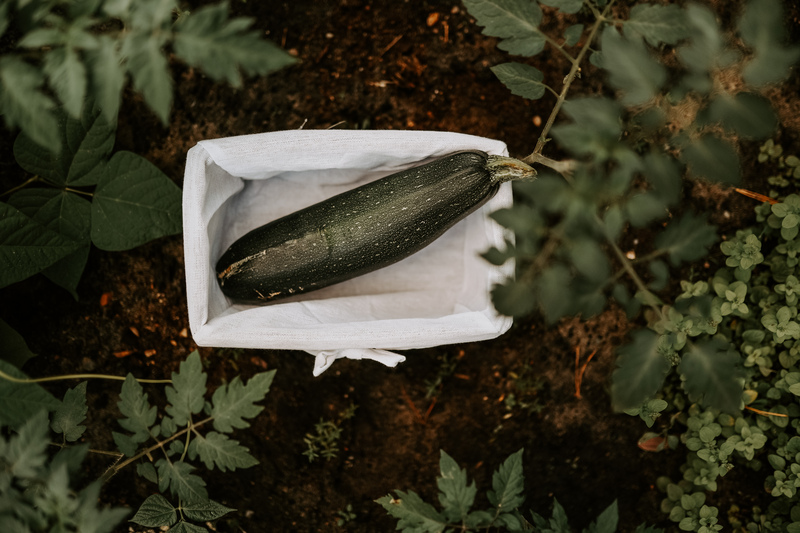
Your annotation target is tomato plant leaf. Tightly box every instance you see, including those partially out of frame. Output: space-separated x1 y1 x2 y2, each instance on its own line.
85 36 125 123
156 459 208 502
462 0 546 56
437 451 477 522
118 374 157 443
42 47 87 118
654 211 718 266
588 500 619 533
539 0 583 14
624 3 690 46
491 279 537 318
123 31 172 124
376 490 447 533
210 370 276 433
563 24 584 47
51 381 88 442
704 92 777 140
4 410 50 479
680 339 744 414
91 151 182 252
490 62 547 100
188 431 258 472
611 330 672 411
600 27 666 106
0 56 60 150
679 134 740 184
173 2 296 87
130 494 177 528
487 448 524 512
164 351 207 427
738 0 800 86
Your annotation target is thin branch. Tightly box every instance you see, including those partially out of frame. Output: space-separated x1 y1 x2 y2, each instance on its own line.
0 368 171 385
1 176 41 197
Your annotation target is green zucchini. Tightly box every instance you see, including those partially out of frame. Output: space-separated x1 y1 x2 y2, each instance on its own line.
216 150 535 303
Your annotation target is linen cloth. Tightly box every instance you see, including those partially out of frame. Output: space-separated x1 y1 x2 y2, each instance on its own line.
183 129 514 375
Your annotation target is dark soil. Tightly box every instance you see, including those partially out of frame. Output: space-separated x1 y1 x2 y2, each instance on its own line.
2 1 800 532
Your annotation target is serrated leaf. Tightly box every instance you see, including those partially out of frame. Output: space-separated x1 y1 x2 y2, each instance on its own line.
642 151 681 206
42 47 87 118
156 458 208 502
462 0 545 56
376 491 446 533
6 410 50 478
0 359 60 428
677 4 732 74
738 0 800 86
563 24 584 46
91 151 182 251
117 374 157 442
130 494 177 528
188 431 258 472
680 134 740 184
86 36 125 122
539 0 583 14
211 370 275 433
611 330 671 411
137 462 158 484
437 451 477 522
600 27 666 106
492 278 536 317
75 481 130 533
164 351 207 427
551 98 622 159
123 31 172 123
181 499 236 522
0 56 60 150
654 211 717 266
680 339 744 413
626 193 667 228
536 264 574 323
173 3 296 87
51 381 88 442
587 500 619 533
704 92 777 139
487 449 524 513
112 431 139 457
568 238 610 283
0 318 36 368
624 4 690 46
490 62 546 100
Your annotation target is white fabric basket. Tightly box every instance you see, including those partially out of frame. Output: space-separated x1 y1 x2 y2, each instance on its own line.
182 129 514 375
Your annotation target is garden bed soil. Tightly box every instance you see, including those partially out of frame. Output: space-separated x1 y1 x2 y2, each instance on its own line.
2 1 800 532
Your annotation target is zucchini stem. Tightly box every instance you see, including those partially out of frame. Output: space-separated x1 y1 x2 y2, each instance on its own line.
485 155 537 184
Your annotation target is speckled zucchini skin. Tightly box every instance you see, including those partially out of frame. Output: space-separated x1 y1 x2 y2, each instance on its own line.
216 150 508 303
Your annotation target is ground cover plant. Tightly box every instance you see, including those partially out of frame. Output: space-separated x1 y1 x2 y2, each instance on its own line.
0 0 798 531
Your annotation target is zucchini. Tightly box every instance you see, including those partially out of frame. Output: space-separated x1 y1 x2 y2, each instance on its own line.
216 150 535 303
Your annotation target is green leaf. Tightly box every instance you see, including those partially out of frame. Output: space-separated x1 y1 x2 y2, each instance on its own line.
539 0 583 14
0 318 36 368
51 381 88 442
9 189 92 298
437 451 477 522
181 499 236 522
164 351 207 426
0 359 60 428
117 374 157 442
611 330 672 411
137 462 158 484
461 0 545 56
492 279 536 317
169 521 210 533
563 24 584 47
211 370 276 433
654 212 717 266
586 500 619 533
13 103 115 187
123 31 172 123
156 459 208 502
130 494 177 528
626 193 667 228
677 4 735 74
568 238 610 283
704 92 777 139
551 98 622 159
5 410 50 478
680 339 744 413
75 481 130 533
600 27 666 106
86 36 125 122
738 0 800 86
376 491 447 533
642 151 681 206
42 47 87 118
487 448 524 513
535 265 574 323
188 431 258 472
112 431 139 457
490 62 547 100
91 151 182 251
0 56 60 150
624 3 690 46
173 2 296 87
680 134 740 184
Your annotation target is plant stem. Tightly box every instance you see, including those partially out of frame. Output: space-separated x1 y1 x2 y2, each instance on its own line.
0 368 171 385
528 0 614 157
606 236 664 321
1 176 41 197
